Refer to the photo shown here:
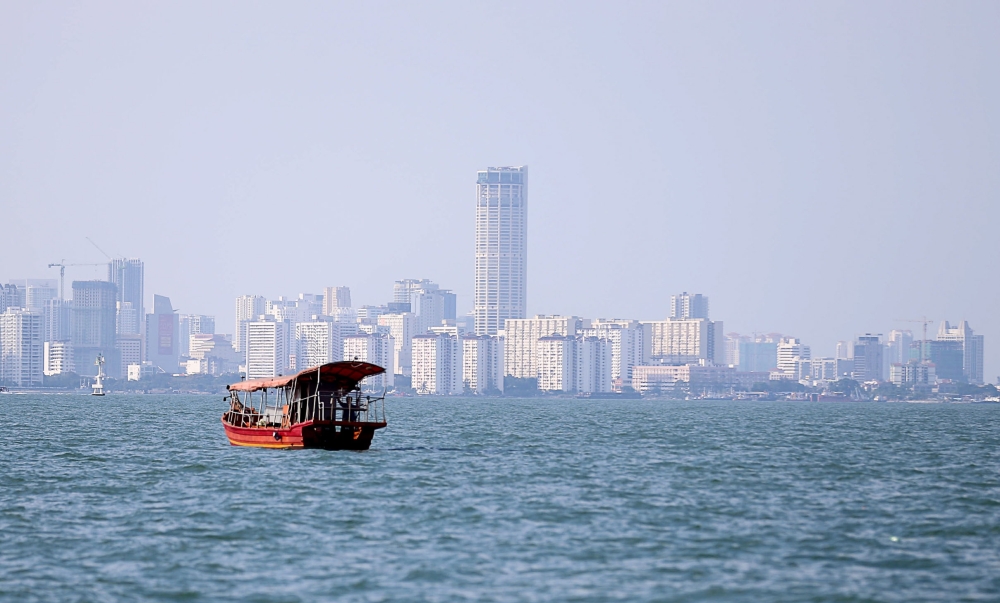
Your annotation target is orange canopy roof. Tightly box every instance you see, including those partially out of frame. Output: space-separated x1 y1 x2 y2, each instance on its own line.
227 361 385 392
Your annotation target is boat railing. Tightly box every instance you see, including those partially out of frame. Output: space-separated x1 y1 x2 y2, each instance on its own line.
225 388 386 428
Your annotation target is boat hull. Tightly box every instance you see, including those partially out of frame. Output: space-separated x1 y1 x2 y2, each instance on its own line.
221 417 386 450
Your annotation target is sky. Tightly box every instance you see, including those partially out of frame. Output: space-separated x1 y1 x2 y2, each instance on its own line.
2 2 999 378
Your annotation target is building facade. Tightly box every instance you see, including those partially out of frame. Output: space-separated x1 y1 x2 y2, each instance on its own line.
582 319 644 390
245 318 291 379
234 295 267 353
644 318 724 365
108 259 144 334
670 292 709 319
0 308 44 386
474 166 528 335
145 295 180 374
343 333 396 391
503 315 584 379
411 333 462 395
461 335 504 394
72 280 119 379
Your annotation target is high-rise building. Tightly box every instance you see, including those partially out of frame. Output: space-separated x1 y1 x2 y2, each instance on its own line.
116 302 139 336
411 332 462 395
245 318 291 379
295 319 357 371
187 334 240 376
377 312 416 376
582 319 644 390
43 298 72 343
116 334 142 379
776 338 810 375
0 308 44 386
577 336 613 394
108 259 144 333
145 295 180 374
234 295 267 353
322 286 352 315
503 315 585 379
343 333 395 391
937 321 985 384
178 314 215 358
643 318 724 365
670 292 709 319
43 341 74 376
737 340 778 372
0 283 21 312
474 166 528 335
71 280 119 379
537 334 576 392
915 339 964 381
461 335 504 394
852 334 883 382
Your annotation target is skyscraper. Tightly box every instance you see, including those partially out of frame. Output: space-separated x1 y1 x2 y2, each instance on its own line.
474 166 528 335
145 295 180 373
234 295 267 353
108 259 144 334
1 308 44 386
670 293 709 319
71 280 119 378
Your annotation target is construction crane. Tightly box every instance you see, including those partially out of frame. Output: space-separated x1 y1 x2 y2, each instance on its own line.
47 260 107 300
895 317 934 361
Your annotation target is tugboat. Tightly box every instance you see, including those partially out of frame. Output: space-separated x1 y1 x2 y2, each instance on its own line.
91 354 106 396
222 361 387 450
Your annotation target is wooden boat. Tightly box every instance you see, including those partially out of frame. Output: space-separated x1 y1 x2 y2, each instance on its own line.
222 361 387 450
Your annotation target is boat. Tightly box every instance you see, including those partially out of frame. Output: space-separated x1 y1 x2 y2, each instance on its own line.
0 386 10 394
92 354 106 396
222 361 388 450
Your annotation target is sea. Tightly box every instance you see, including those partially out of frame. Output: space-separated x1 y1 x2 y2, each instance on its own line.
2 395 999 602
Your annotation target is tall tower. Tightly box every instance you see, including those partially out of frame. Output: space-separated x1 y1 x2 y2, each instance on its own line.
670 292 709 319
108 259 144 334
474 166 528 335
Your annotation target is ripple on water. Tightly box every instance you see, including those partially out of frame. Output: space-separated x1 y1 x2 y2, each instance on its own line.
1 396 999 602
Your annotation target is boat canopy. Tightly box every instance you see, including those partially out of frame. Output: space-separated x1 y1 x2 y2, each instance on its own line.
227 361 385 393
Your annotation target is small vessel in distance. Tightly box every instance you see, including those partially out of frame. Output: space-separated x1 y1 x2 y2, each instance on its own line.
92 354 106 396
222 361 387 450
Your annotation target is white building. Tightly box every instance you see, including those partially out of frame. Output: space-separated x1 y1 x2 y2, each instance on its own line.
295 320 357 371
234 295 267 353
503 315 585 379
411 333 462 395
461 335 504 394
117 334 142 379
188 334 240 376
577 336 612 394
643 318 724 365
582 319 644 390
0 308 44 386
378 312 416 376
245 318 291 379
343 333 395 391
43 298 72 343
43 341 74 376
890 362 937 386
777 338 810 376
536 335 576 392
474 166 528 335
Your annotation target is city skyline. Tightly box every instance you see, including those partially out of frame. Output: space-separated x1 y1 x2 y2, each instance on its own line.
2 3 999 380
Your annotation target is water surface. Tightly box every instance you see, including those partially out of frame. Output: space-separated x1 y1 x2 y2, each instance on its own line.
2 395 999 602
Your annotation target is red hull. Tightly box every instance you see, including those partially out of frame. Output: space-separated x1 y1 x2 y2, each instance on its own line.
221 417 386 450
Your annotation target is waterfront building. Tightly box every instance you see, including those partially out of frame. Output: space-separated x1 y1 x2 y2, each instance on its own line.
503 315 585 379
186 334 240 376
245 317 292 379
234 295 267 353
179 314 215 359
937 321 985 384
852 334 883 382
108 259 144 333
72 280 119 379
343 333 395 391
582 319 644 390
577 336 613 394
776 338 810 376
461 335 504 394
411 332 462 395
474 166 528 335
890 362 937 386
116 334 142 379
536 335 576 392
322 286 352 315
0 308 44 386
378 312 416 376
738 339 778 373
670 292 709 319
144 295 180 374
793 357 852 383
644 318 724 365
43 341 74 376
914 340 964 381
631 364 744 395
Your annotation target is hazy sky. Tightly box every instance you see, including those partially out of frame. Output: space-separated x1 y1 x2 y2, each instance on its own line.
3 2 998 378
